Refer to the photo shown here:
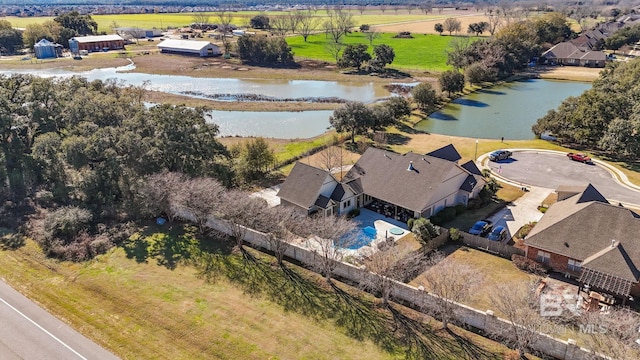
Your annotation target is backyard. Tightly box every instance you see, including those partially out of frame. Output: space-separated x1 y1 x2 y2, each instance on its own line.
0 224 525 359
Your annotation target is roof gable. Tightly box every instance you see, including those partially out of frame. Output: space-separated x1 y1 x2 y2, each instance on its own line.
277 162 335 209
157 39 216 51
425 144 462 163
582 242 640 282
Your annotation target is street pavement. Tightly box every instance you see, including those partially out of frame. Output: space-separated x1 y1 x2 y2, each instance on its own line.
0 279 119 360
482 150 640 206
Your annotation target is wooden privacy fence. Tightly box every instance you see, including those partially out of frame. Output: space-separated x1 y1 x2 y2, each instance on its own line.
457 231 525 258
175 212 601 360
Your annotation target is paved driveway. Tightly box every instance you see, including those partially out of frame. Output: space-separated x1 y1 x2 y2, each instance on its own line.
486 150 640 206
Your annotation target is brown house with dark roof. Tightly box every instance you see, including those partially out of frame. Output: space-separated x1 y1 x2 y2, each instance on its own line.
542 41 607 67
277 144 486 219
525 184 640 300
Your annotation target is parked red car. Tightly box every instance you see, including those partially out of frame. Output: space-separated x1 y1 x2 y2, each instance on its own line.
566 153 591 163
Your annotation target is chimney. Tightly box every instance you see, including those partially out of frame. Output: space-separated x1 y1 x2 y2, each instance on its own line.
407 161 414 171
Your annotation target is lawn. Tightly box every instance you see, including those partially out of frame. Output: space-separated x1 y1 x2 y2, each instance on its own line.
0 224 523 359
410 246 537 316
288 32 466 72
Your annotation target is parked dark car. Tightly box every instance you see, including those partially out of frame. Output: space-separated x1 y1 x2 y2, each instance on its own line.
489 150 512 161
487 226 506 241
469 220 493 236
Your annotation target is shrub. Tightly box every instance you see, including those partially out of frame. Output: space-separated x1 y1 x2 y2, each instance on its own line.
407 218 415 229
347 208 360 218
412 217 440 245
448 227 461 241
438 206 457 222
393 31 413 38
515 221 537 239
43 206 93 243
430 214 442 225
537 206 548 213
454 204 467 215
511 254 549 276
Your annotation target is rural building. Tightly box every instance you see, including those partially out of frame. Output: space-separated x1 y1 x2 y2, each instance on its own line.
525 184 640 301
69 35 125 53
33 38 63 59
541 41 607 67
277 144 486 219
114 27 162 39
157 39 221 57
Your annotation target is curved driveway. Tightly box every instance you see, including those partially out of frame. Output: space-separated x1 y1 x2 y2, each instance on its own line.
484 150 640 206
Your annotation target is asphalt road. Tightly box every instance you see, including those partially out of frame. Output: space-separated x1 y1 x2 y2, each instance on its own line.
485 150 640 206
0 279 119 360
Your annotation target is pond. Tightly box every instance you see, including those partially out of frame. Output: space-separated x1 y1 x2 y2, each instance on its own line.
0 63 389 103
414 79 592 140
209 110 333 138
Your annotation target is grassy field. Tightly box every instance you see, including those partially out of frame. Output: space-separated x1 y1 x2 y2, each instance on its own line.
4 10 458 34
289 32 464 71
0 225 522 359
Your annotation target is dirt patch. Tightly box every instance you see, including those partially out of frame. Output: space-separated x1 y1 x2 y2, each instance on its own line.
373 13 491 35
535 66 601 82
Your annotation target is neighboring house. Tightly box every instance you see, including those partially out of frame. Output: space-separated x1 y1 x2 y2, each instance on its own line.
69 35 125 53
157 39 221 57
541 41 607 67
277 144 486 220
33 38 63 59
525 184 640 300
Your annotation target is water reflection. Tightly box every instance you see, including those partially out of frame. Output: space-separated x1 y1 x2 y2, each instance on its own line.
415 79 591 140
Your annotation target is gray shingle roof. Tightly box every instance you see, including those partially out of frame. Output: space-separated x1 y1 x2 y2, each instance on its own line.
276 162 333 209
342 147 480 213
526 184 640 287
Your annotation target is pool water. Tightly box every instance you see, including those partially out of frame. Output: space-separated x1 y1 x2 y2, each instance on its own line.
343 226 377 250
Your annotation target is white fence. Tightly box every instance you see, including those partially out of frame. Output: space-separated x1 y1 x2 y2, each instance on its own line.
195 213 600 360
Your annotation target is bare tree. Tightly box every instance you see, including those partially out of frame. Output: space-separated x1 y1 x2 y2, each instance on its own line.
218 189 268 251
180 177 225 234
192 12 211 29
418 252 481 329
306 215 357 283
262 206 309 266
287 11 305 35
214 9 234 55
577 307 640 360
419 3 433 14
139 172 188 223
315 142 344 172
357 4 367 15
443 18 462 36
406 5 415 14
363 29 380 45
486 9 501 36
325 41 345 63
490 281 542 358
297 10 319 41
379 5 387 13
362 244 423 306
269 15 289 36
323 8 354 43
392 4 402 14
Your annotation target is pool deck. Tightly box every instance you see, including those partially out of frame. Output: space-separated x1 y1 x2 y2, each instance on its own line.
343 209 412 259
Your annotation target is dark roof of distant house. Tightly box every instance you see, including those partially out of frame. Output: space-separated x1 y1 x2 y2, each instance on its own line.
526 184 640 291
425 144 462 163
542 41 606 61
276 162 334 209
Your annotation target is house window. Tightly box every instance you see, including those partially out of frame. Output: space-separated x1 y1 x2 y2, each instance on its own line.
568 259 581 272
537 251 550 264
343 200 351 208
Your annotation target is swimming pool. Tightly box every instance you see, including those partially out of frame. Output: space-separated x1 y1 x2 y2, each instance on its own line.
342 226 377 250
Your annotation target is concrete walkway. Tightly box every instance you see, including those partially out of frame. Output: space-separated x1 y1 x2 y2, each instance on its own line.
486 186 553 241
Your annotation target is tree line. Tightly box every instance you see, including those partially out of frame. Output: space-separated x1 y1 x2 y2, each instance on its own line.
533 58 640 159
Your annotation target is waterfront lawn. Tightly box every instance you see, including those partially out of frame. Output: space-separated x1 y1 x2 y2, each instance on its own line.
0 225 521 359
288 33 464 72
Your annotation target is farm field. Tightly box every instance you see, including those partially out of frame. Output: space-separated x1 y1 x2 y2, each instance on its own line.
288 32 469 71
4 8 483 34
